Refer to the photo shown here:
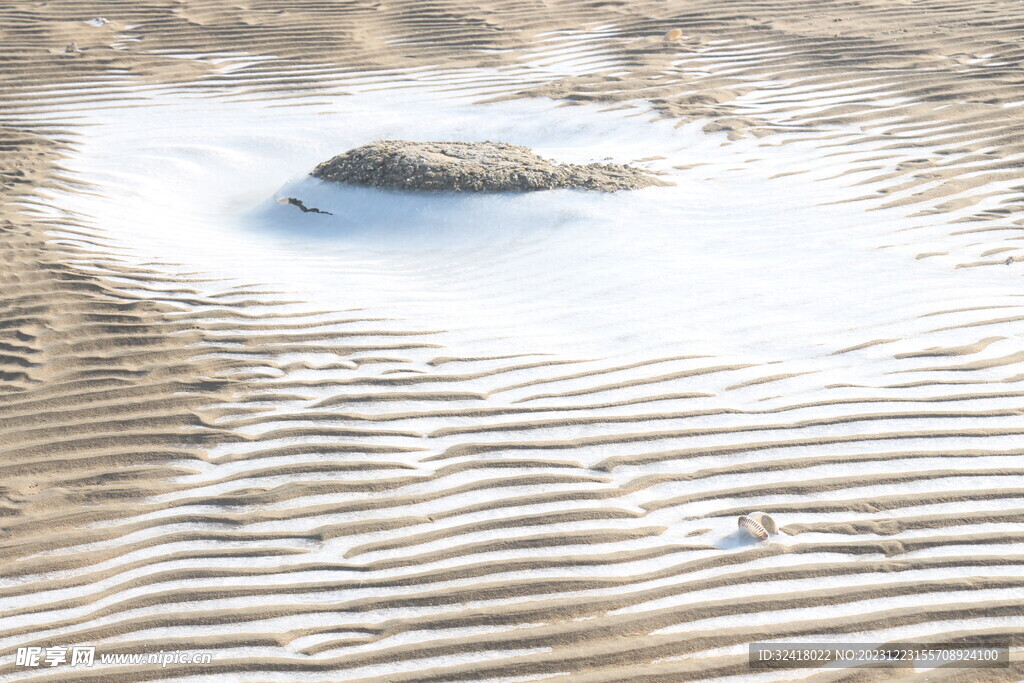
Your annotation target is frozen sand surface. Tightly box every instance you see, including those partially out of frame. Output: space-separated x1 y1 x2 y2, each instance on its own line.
40 87 1023 362
4 5 1024 680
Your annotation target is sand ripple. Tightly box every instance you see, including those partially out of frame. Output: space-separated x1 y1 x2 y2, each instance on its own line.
2 0 1024 680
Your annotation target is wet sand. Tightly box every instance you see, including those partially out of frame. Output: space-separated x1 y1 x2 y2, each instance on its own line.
2 0 1024 681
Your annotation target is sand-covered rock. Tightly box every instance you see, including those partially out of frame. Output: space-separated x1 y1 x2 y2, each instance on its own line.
311 140 656 192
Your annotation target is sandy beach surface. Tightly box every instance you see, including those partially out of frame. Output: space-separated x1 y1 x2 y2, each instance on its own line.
2 0 1024 680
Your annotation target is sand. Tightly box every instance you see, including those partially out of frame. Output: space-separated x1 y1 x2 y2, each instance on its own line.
1 0 1024 681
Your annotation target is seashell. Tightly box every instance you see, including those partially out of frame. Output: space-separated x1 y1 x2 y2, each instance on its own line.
738 515 768 540
738 511 777 540
664 28 683 41
750 511 777 535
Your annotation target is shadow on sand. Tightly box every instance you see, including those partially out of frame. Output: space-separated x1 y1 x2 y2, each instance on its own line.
245 175 615 248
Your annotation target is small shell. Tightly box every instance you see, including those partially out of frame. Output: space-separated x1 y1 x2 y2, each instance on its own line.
738 511 777 540
664 28 683 41
738 515 768 540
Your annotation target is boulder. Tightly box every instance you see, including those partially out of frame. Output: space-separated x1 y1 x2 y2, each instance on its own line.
311 140 656 192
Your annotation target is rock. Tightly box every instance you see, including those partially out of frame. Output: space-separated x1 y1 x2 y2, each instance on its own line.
311 140 657 192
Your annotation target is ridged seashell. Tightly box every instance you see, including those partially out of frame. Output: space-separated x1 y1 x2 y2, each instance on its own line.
664 29 683 41
738 511 777 540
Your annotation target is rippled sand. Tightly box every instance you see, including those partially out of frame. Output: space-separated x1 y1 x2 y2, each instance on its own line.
2 0 1024 681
